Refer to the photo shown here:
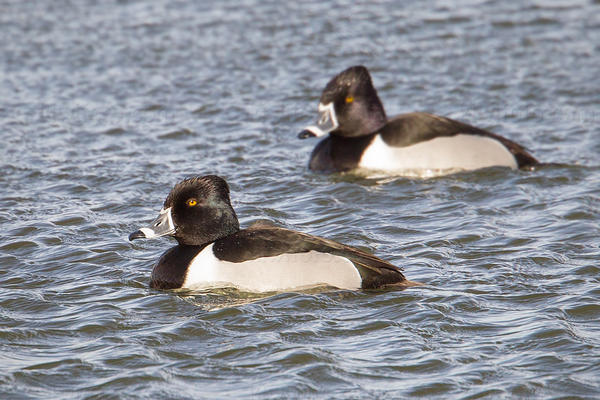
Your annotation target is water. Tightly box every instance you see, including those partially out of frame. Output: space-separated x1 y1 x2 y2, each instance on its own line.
1 0 599 398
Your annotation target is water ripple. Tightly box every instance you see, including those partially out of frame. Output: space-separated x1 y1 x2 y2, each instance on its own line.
1 0 599 398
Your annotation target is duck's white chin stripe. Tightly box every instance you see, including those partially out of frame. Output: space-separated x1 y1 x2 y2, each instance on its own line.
304 102 339 137
161 207 175 232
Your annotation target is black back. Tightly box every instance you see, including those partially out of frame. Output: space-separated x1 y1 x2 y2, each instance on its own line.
380 112 538 167
213 224 406 289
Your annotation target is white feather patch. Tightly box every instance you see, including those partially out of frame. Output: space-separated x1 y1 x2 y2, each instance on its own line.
182 244 362 292
359 134 518 175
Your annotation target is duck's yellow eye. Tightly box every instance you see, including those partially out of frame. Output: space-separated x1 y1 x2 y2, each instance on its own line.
345 95 354 103
186 198 198 207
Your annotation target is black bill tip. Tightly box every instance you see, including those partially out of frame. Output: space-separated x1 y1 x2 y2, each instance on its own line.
298 129 316 139
128 230 146 241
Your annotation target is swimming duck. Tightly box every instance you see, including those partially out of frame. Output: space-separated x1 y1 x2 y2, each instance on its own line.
299 65 538 175
129 175 416 292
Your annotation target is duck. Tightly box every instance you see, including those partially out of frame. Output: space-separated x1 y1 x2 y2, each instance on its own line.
129 175 417 292
298 65 538 176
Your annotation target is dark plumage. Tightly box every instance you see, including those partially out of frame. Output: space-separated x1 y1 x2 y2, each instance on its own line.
299 65 538 174
212 223 407 289
129 176 417 291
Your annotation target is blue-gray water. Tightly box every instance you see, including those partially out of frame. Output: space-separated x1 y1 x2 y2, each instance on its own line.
1 0 599 398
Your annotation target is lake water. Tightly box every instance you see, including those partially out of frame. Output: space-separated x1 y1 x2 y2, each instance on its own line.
1 0 599 398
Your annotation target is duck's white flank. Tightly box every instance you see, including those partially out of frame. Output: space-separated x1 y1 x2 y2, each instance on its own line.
182 244 362 292
359 134 518 173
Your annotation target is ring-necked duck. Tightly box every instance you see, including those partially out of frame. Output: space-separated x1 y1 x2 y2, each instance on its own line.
129 175 418 292
299 65 538 176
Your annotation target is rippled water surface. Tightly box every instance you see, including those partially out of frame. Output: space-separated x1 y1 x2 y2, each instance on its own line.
1 0 599 398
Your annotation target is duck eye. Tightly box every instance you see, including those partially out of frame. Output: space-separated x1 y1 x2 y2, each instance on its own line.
345 95 354 104
186 198 198 207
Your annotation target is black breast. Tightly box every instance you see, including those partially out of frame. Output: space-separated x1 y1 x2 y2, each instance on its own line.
309 135 376 172
150 244 208 289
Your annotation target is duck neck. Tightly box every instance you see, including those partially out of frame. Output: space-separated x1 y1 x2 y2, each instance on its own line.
329 133 377 170
175 213 240 247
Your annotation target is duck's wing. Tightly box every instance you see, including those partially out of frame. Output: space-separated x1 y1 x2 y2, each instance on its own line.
212 226 408 289
380 112 538 167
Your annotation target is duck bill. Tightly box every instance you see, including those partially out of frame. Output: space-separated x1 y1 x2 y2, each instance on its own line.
298 102 338 138
129 207 175 241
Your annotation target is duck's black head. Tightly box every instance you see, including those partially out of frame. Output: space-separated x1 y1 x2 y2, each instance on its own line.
299 66 387 139
129 175 240 246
